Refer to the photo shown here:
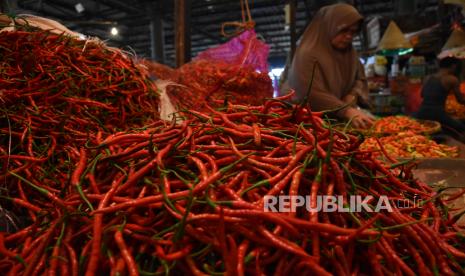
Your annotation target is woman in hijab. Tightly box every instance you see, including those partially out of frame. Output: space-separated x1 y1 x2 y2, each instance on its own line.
280 3 374 129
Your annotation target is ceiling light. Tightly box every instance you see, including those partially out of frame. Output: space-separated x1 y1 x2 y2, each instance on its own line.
75 3 85 13
110 27 118 36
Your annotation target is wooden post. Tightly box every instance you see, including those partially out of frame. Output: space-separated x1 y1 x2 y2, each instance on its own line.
290 0 297 59
149 2 165 63
175 0 191 67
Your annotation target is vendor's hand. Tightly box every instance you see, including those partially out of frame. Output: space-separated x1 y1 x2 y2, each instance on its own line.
341 107 375 129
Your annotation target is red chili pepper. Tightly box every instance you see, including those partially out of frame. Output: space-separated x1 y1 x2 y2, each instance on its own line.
22 220 60 276
0 233 17 259
87 174 125 276
114 230 139 276
295 258 332 276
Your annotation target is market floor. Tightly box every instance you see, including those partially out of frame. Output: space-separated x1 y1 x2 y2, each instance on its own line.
412 156 465 227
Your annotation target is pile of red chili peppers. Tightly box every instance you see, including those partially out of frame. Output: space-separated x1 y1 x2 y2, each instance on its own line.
0 28 159 143
1 28 465 276
165 59 274 111
2 81 465 274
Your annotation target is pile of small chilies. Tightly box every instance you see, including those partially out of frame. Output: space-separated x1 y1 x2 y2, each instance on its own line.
1 28 465 276
358 115 460 159
446 94 465 119
371 115 437 134
360 131 460 158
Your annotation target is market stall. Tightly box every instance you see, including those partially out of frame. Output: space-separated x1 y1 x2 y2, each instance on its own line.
1 2 465 275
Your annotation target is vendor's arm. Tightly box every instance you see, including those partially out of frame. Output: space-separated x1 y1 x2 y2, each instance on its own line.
445 75 465 105
343 60 370 107
289 57 375 129
305 63 375 129
339 61 375 129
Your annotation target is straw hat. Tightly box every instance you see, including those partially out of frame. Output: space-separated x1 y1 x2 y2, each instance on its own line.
376 21 413 51
437 46 465 59
442 29 465 50
437 29 465 59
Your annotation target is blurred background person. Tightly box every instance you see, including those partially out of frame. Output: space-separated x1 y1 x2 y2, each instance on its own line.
414 56 465 140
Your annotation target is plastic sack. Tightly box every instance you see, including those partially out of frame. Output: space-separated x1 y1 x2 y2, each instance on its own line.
0 13 81 37
155 80 181 121
167 29 273 112
195 29 269 73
